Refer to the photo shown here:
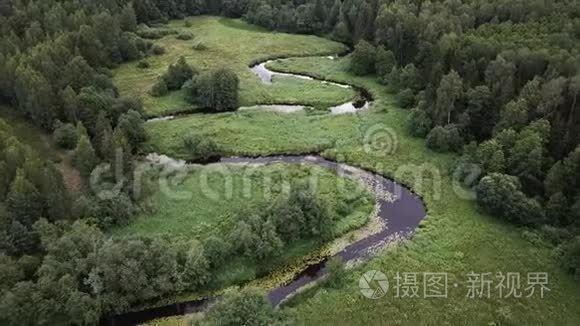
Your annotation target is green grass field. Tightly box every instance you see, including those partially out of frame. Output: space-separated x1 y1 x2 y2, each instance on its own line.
113 163 373 289
145 49 580 324
113 17 355 117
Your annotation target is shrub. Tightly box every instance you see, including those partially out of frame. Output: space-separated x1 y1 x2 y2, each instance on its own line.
73 129 98 178
561 237 580 277
375 47 396 83
53 123 78 149
539 225 573 245
397 88 416 108
93 193 135 229
137 28 164 39
196 69 239 111
204 236 230 268
350 40 376 75
324 257 347 289
184 20 192 27
162 57 195 90
399 64 422 91
136 61 150 69
150 80 168 97
426 125 464 152
176 31 194 40
197 289 274 326
181 134 220 163
192 42 208 51
408 108 433 137
151 44 165 55
475 173 545 225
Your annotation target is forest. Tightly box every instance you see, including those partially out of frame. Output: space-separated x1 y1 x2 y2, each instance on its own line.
0 0 580 325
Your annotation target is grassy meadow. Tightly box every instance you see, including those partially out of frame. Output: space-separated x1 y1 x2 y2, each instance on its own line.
113 17 355 117
144 50 580 324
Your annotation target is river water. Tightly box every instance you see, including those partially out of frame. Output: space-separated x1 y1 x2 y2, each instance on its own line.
248 57 372 114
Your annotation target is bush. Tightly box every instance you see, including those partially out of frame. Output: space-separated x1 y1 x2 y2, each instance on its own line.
476 173 545 225
323 257 347 289
192 42 208 51
399 64 422 91
426 125 464 152
137 28 164 39
561 237 580 277
204 236 230 268
184 20 192 27
539 225 573 245
350 40 376 75
397 88 416 108
151 44 165 55
176 31 194 40
195 69 239 111
196 289 274 326
53 123 78 149
162 57 195 90
150 80 168 97
181 134 220 163
375 47 396 83
136 61 150 69
408 108 433 137
93 193 135 229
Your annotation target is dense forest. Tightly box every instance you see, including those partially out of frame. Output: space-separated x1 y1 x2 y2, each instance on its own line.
1 0 580 325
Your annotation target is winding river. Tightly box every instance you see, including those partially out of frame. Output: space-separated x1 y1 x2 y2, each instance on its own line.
110 58 426 325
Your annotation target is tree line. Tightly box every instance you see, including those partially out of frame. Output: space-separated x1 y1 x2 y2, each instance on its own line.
0 164 340 325
342 0 580 278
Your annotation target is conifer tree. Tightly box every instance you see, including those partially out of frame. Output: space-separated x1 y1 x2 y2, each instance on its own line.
74 132 98 178
6 169 43 227
41 164 70 221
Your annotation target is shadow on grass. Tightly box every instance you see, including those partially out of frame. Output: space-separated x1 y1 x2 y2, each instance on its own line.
218 17 270 33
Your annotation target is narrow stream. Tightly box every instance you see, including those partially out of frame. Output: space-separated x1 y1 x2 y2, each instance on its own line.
110 155 426 325
145 55 373 124
249 57 372 114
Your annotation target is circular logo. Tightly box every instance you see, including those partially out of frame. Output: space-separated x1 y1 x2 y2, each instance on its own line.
359 270 389 299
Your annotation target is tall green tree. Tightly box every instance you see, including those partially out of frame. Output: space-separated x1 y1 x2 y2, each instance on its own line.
434 70 463 125
73 133 98 178
485 56 516 107
41 164 70 221
120 4 138 32
212 68 239 111
5 169 43 227
350 40 376 75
